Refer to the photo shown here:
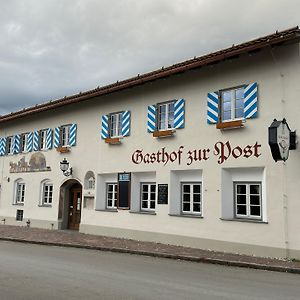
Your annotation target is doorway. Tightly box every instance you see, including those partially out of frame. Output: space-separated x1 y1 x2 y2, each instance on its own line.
68 184 82 230
58 180 82 230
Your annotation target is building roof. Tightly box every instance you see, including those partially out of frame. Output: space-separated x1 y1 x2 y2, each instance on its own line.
1 26 299 124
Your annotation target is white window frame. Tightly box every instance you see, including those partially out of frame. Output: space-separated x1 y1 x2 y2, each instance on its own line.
220 86 244 122
157 101 175 131
15 181 25 204
109 112 122 138
20 133 29 153
140 183 156 211
234 182 262 220
181 182 202 215
106 183 118 209
60 125 71 147
39 129 48 150
41 181 53 206
6 136 14 155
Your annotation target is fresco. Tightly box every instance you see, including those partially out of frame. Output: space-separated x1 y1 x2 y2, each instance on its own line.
9 152 51 173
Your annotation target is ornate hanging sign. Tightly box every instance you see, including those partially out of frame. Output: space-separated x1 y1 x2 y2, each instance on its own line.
268 118 296 162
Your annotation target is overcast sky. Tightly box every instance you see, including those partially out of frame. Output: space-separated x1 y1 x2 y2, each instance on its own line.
0 0 299 115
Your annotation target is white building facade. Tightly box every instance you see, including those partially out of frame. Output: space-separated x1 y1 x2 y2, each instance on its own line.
1 27 300 259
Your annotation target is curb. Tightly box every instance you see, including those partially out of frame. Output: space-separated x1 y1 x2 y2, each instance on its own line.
1 237 300 274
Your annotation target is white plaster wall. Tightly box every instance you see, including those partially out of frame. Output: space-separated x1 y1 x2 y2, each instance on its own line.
0 42 300 256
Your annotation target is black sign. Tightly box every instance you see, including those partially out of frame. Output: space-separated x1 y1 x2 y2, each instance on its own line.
268 118 296 162
118 173 131 209
158 184 168 204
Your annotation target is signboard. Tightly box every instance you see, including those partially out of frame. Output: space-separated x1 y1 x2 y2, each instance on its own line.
158 184 168 204
118 173 131 209
268 118 296 162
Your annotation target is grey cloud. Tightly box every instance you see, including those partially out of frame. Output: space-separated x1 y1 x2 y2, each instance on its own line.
0 0 300 115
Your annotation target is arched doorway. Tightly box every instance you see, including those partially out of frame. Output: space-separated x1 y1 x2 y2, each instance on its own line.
58 179 83 230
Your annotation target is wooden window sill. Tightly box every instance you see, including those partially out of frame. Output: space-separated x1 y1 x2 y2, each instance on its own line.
216 120 244 130
105 137 121 144
153 130 175 138
56 146 70 153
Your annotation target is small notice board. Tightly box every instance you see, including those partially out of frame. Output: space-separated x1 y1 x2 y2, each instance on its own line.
118 173 131 209
158 184 168 205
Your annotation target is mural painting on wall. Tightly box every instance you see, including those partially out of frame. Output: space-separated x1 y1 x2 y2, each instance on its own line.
9 152 51 173
131 140 262 166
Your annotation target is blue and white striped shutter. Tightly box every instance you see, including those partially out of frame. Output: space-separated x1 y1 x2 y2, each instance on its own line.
121 111 131 137
244 82 258 119
147 105 156 133
13 134 21 154
69 124 77 146
174 99 185 129
33 131 39 151
27 132 33 152
46 128 53 150
0 138 6 156
207 91 219 124
101 115 109 139
54 127 60 148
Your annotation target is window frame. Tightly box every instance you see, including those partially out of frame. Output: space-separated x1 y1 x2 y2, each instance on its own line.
16 209 24 221
109 111 123 138
41 181 53 206
220 85 245 123
234 182 262 220
140 182 156 212
181 182 202 216
15 181 26 205
60 124 71 147
39 128 48 150
6 136 14 155
20 132 29 153
106 182 118 209
157 100 175 131
87 177 95 190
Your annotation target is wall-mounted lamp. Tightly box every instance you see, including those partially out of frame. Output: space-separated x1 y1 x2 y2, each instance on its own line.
60 158 73 177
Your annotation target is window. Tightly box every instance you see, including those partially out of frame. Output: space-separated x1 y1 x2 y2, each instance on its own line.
20 133 29 152
181 183 202 215
88 177 95 190
234 182 261 219
141 183 156 211
157 101 175 130
6 136 13 155
61 125 71 147
39 129 47 150
15 182 25 204
109 112 122 138
106 183 118 209
42 182 53 205
221 87 244 122
16 210 23 221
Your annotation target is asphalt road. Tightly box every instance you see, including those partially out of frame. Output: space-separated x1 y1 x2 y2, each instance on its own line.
0 241 299 300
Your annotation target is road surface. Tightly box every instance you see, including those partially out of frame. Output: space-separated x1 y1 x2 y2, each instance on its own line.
0 241 299 299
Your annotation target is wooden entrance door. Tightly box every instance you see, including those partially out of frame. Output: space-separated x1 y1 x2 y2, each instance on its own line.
68 187 82 230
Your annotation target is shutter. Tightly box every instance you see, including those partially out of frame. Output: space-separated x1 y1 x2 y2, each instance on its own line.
0 138 6 156
46 128 53 150
13 134 21 154
33 131 39 151
54 127 61 148
207 91 219 124
69 124 77 146
174 99 185 129
121 111 131 137
244 82 258 119
147 105 156 133
101 115 109 139
27 132 33 152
